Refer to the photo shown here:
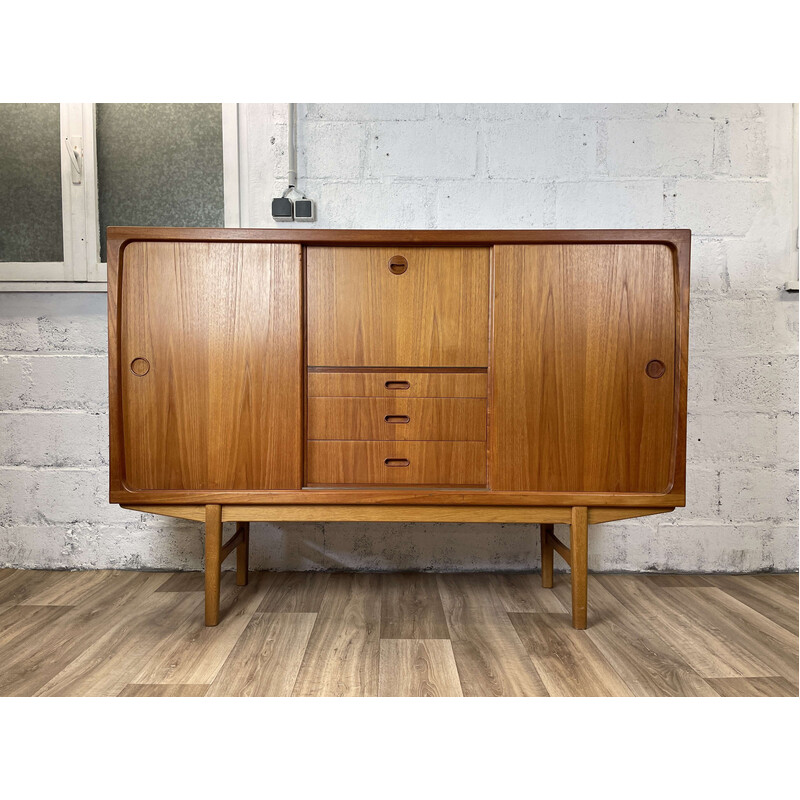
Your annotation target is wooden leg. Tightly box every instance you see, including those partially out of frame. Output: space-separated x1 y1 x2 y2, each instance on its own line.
540 523 554 589
570 506 588 630
236 522 250 586
205 504 223 627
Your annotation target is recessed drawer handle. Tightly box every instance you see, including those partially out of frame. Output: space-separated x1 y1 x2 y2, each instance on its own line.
388 255 408 275
385 380 410 390
384 414 410 424
130 357 150 376
384 458 410 467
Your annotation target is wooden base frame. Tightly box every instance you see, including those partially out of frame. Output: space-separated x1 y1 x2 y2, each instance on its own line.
203 505 250 626
122 503 672 628
539 507 588 629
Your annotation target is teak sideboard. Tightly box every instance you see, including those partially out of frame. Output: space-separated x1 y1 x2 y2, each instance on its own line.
107 227 691 629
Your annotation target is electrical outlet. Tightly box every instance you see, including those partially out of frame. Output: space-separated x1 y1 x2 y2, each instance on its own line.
294 198 315 222
272 197 293 222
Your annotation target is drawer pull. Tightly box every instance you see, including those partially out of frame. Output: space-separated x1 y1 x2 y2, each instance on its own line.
388 255 408 275
384 457 410 467
385 380 410 390
384 414 410 424
646 359 666 379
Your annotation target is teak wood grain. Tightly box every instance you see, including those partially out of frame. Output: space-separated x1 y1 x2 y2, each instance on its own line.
306 247 490 367
306 440 487 486
106 227 691 630
307 397 487 441
115 489 682 508
492 244 677 493
119 241 302 491
306 371 488 399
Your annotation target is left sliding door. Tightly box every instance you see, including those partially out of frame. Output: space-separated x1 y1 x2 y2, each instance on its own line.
120 241 302 491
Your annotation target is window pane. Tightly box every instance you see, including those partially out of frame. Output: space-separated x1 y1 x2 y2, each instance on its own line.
96 103 224 262
0 104 63 262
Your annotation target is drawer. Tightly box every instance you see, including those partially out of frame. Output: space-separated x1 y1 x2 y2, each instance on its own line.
306 247 490 367
307 371 487 399
308 397 486 441
306 441 487 486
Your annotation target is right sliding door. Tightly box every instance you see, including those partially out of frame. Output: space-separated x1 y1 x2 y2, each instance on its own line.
491 244 677 493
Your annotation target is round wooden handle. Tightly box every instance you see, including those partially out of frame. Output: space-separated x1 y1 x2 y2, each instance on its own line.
646 359 666 379
130 357 150 376
388 255 408 275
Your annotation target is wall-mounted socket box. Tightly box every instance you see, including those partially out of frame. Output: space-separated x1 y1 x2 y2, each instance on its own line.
294 199 315 222
272 197 294 222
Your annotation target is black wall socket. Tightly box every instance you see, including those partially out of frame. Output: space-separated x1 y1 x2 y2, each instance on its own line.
271 197 293 221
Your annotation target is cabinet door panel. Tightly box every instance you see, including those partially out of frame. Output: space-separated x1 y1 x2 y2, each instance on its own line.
121 241 302 490
306 247 490 367
491 244 676 493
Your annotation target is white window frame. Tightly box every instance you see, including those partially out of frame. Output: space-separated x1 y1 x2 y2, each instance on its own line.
0 103 241 292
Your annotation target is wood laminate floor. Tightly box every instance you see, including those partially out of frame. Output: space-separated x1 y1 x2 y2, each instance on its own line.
0 569 796 697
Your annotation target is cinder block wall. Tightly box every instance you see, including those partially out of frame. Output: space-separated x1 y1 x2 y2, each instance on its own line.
1 103 797 572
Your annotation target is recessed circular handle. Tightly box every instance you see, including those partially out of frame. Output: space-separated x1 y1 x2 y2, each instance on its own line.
646 359 666 379
130 357 150 376
388 255 408 275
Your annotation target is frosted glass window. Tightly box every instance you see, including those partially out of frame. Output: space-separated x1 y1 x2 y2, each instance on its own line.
0 104 63 262
97 104 224 262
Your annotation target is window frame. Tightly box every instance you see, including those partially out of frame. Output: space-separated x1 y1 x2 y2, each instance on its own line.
0 102 240 292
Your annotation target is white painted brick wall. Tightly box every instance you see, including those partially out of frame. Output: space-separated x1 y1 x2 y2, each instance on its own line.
0 103 797 573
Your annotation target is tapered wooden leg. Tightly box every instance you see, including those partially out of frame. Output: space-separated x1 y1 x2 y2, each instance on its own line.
540 523 554 589
570 506 588 630
236 522 249 586
205 504 223 626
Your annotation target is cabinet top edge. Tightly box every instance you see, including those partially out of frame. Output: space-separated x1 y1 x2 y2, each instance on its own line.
107 227 691 248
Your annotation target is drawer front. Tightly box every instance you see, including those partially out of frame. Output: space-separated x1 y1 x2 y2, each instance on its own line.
306 247 490 367
307 371 487 399
308 397 486 441
307 441 487 486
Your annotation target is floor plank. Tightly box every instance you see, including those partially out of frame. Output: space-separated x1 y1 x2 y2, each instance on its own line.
0 569 66 608
119 683 210 697
595 577 767 679
36 593 204 697
129 573 270 686
380 573 449 639
256 572 330 613
644 574 714 588
509 612 633 697
1 574 170 697
379 639 463 697
156 572 206 592
0 605 74 666
656 585 799 682
437 574 548 697
209 612 317 697
705 676 799 698
552 577 719 697
753 573 798 591
292 574 381 697
26 570 169 608
491 573 566 613
704 575 799 634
